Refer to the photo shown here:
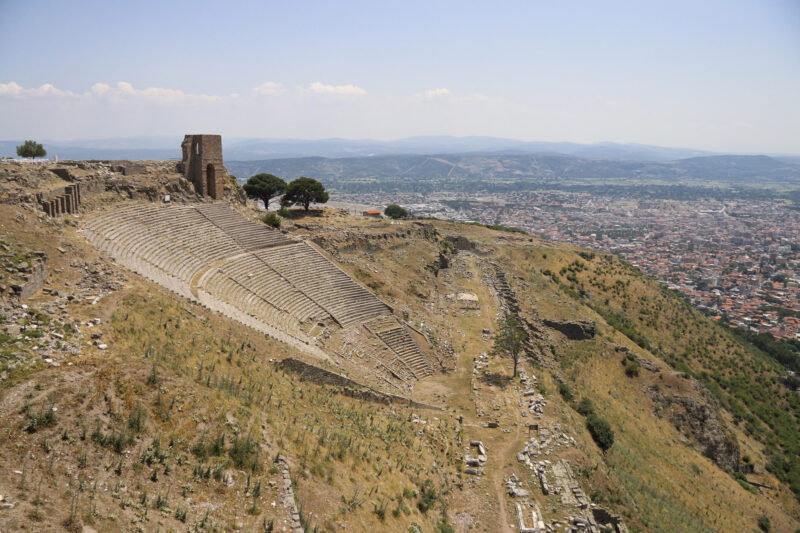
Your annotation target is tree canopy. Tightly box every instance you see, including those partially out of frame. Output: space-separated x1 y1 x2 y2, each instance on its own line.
16 140 46 159
281 177 329 211
491 313 526 377
384 204 409 219
243 173 287 208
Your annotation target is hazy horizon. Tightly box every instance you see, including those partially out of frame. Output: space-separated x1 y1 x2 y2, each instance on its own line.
1 1 799 153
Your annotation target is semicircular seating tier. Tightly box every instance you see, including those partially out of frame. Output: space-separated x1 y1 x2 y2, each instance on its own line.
81 202 434 383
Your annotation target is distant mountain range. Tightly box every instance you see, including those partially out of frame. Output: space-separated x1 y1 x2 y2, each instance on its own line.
225 153 800 189
216 136 716 162
4 135 794 163
2 136 798 188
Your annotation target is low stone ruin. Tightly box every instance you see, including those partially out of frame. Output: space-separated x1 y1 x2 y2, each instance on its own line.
525 391 547 418
591 507 631 533
562 514 600 532
0 253 125 377
515 502 546 533
445 235 476 252
542 318 596 340
537 464 550 495
0 242 47 299
505 473 529 497
464 440 487 475
277 456 304 533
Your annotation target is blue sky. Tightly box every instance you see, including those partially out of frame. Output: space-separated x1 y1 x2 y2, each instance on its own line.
1 0 799 153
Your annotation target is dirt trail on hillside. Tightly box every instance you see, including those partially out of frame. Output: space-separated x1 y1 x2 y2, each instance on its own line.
486 424 526 533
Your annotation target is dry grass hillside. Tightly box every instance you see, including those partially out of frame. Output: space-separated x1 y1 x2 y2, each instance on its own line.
295 212 800 532
0 179 799 532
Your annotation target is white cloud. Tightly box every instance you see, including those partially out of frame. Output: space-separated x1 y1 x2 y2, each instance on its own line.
414 87 453 101
91 82 111 95
0 81 78 98
0 81 220 103
413 88 492 104
467 93 489 102
0 81 23 97
109 81 220 103
305 82 367 96
253 81 285 96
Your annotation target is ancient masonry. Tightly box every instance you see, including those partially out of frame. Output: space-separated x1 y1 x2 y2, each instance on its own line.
277 456 304 533
36 184 81 216
178 134 223 199
81 202 434 388
489 263 542 357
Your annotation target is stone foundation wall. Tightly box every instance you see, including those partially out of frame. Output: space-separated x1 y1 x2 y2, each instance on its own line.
14 254 48 299
542 319 596 340
277 358 442 410
277 456 303 533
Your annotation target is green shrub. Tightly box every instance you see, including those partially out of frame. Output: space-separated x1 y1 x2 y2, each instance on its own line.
435 518 455 533
624 360 641 377
557 380 573 402
262 212 281 229
373 499 387 521
577 397 595 417
384 204 409 219
191 435 208 459
229 433 259 470
758 515 771 532
211 432 225 456
587 414 615 451
24 405 57 433
127 403 146 434
417 479 437 513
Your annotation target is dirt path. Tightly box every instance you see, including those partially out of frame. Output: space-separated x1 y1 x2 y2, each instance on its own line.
486 422 526 533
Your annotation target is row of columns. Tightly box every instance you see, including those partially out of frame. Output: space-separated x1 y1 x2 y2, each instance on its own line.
37 184 81 217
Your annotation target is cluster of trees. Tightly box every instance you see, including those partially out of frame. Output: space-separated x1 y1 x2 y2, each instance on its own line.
728 327 800 373
244 174 411 222
243 173 329 211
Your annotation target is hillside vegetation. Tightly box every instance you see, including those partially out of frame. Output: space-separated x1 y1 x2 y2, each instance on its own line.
530 247 800 502
0 197 799 532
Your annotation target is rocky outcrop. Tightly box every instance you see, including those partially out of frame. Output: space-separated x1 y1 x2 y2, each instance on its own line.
635 356 661 372
649 378 739 472
542 319 596 340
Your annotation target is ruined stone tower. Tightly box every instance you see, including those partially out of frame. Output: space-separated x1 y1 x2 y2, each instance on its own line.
179 134 223 199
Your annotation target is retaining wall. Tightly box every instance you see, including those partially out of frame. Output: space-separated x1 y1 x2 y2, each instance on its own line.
277 358 443 410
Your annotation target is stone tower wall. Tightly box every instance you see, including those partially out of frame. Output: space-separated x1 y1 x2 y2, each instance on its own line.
179 134 223 199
